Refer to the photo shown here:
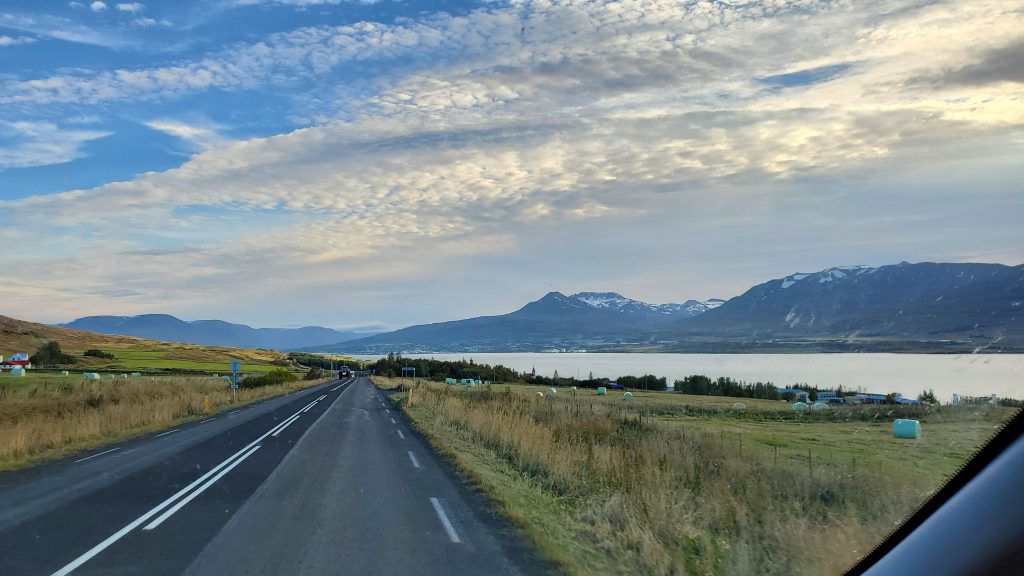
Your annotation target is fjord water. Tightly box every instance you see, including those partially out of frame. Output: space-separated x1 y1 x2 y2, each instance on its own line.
358 353 1024 400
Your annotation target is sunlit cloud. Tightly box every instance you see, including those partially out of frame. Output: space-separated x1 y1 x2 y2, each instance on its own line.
1 0 1021 326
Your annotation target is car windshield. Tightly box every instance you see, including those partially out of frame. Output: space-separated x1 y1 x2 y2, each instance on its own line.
1 1 1021 575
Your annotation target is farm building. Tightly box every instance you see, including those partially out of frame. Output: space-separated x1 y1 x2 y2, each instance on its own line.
816 390 845 404
1 353 31 371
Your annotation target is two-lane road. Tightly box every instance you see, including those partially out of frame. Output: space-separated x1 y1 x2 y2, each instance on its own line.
0 377 543 575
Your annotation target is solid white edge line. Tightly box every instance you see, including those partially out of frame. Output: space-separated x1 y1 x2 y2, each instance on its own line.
155 429 180 438
407 451 421 469
74 448 120 463
50 387 339 576
198 418 216 424
397 430 405 439
429 497 462 544
271 414 301 437
143 445 262 530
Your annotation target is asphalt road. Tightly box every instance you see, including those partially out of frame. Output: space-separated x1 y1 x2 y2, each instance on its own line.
0 377 544 576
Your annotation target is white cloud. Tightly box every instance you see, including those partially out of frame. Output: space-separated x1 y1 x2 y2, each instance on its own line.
133 17 157 26
0 35 37 47
90 1 108 12
0 13 127 48
116 2 144 12
0 121 111 169
144 119 229 150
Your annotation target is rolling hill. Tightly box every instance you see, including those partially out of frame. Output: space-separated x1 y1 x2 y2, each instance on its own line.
1 315 284 371
62 314 372 351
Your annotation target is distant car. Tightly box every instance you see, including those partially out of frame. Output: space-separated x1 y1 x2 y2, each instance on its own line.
339 366 352 378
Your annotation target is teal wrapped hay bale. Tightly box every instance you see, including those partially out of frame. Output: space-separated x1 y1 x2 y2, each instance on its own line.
445 378 457 385
893 419 921 439
811 401 830 411
60 370 69 376
596 387 607 396
548 387 557 396
623 391 633 400
732 402 746 410
84 372 100 380
793 402 809 411
130 372 141 378
10 367 26 376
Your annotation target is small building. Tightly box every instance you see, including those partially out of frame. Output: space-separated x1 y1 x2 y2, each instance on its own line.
817 390 845 405
1 353 31 370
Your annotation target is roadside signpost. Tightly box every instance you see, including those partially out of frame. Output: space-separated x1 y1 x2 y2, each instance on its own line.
229 359 241 400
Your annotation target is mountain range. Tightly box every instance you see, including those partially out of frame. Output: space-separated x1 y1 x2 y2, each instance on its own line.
62 314 375 351
59 262 1024 354
315 262 1024 353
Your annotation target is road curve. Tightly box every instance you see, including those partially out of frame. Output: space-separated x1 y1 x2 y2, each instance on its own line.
0 377 545 576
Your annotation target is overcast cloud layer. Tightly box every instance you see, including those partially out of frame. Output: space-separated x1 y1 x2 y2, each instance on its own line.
1 0 1022 330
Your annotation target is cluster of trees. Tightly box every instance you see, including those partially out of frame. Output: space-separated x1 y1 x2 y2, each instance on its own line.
674 375 781 399
288 353 352 370
29 341 78 366
367 353 521 382
83 349 116 360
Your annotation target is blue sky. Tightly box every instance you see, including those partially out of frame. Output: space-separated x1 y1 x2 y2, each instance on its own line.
1 0 1022 330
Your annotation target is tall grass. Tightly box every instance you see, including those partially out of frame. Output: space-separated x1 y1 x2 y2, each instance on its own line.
0 375 328 471
388 378 951 575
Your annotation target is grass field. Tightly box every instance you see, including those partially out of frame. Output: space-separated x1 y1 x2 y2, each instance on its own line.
0 373 330 471
376 377 1017 576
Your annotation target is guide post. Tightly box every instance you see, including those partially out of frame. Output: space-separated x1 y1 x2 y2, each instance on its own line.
230 359 241 401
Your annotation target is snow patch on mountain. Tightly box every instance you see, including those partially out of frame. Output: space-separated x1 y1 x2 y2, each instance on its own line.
570 292 723 317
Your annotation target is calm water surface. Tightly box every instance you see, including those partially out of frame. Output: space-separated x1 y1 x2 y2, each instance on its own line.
355 353 1024 400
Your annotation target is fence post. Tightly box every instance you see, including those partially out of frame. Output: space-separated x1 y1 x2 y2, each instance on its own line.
774 445 778 465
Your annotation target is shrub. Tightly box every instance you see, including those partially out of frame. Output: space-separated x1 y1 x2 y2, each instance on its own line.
238 369 297 389
304 367 325 380
83 349 116 360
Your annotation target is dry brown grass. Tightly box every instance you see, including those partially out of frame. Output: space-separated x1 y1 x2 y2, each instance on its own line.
0 314 283 366
379 377 956 576
0 375 329 471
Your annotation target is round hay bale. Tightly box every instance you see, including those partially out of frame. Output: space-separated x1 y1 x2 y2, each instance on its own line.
10 367 26 377
732 402 746 410
548 387 557 396
596 386 607 396
893 419 921 439
536 391 545 398
60 370 69 376
792 401 809 411
811 401 829 411
571 386 577 390
623 391 633 400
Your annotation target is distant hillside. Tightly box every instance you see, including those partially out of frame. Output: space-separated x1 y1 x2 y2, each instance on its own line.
670 262 1024 343
1 315 282 368
63 314 373 351
310 292 723 353
316 262 1024 353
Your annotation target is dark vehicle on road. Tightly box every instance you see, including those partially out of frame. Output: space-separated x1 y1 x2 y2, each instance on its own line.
339 366 352 378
